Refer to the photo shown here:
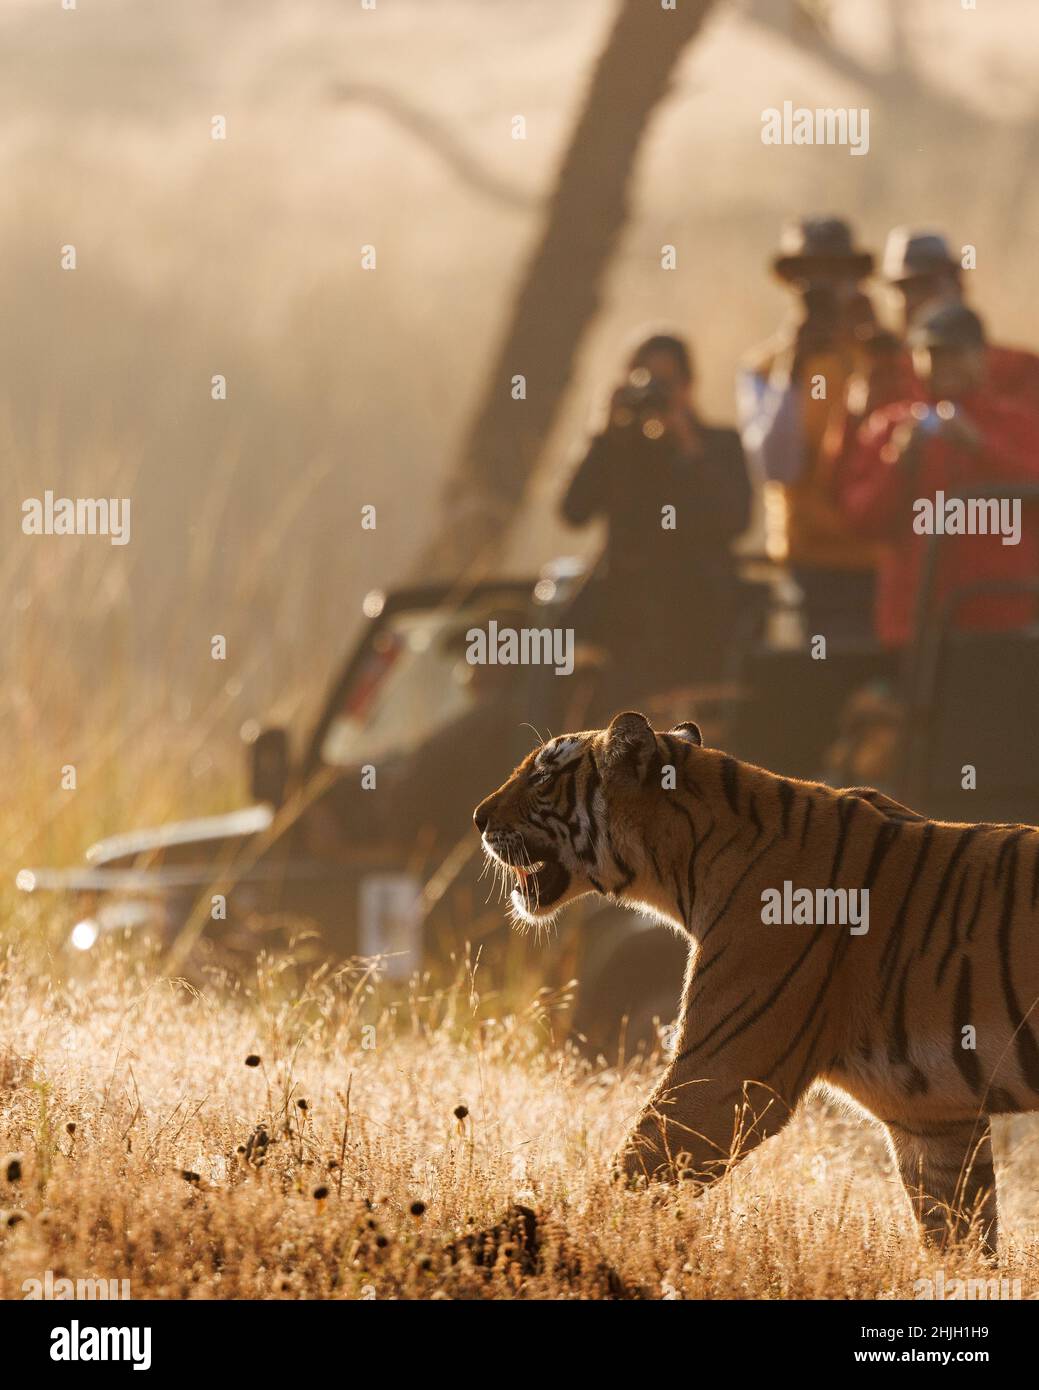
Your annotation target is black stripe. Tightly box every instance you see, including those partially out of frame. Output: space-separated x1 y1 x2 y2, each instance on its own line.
919 826 983 957
582 752 601 860
799 796 814 851
747 793 764 843
699 832 780 944
878 825 935 1008
862 820 896 885
719 756 741 816
674 799 717 925
768 933 846 1075
846 787 926 822
777 779 795 837
703 826 743 875
685 942 731 1008
987 1086 1019 1113
964 862 988 944
952 956 982 1095
605 826 635 893
644 742 664 789
935 868 972 986
994 829 1025 878
663 796 696 837
828 794 861 882
702 927 824 1060
674 987 759 1063
996 834 1039 1092
556 764 578 820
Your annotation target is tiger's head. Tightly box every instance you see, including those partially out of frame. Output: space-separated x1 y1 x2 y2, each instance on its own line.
473 710 703 926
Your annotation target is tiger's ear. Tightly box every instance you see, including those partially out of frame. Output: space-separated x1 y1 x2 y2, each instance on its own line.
602 711 656 781
669 721 703 747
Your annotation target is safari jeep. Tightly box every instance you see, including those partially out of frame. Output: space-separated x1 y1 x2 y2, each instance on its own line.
17 563 688 1054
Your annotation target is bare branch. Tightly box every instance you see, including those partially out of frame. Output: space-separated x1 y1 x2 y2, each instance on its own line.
329 81 543 212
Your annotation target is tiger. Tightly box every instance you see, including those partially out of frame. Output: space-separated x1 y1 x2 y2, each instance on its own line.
473 710 1039 1254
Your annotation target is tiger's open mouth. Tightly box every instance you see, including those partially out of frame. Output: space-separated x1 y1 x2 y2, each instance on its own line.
509 854 571 913
482 836 572 917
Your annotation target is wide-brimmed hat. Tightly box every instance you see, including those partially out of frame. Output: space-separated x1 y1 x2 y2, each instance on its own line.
908 301 985 350
772 216 874 282
882 227 959 284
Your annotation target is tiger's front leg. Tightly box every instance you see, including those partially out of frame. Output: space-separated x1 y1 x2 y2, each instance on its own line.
615 1026 804 1184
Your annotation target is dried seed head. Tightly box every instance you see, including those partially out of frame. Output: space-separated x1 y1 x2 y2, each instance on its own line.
296 1099 308 1112
181 1170 201 1184
453 1105 469 1122
409 1200 426 1218
65 1122 77 1136
4 1156 23 1184
244 1055 261 1068
312 1185 329 1201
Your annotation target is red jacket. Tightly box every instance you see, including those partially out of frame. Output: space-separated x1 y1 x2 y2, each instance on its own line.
824 340 1039 506
840 391 1039 646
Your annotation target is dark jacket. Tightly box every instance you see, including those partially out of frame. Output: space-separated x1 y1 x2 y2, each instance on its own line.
561 421 750 595
561 420 752 686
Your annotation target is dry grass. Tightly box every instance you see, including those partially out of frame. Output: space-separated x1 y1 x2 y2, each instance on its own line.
1 933 1038 1301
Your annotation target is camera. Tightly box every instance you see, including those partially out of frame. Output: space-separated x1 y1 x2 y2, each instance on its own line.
609 367 671 436
913 401 957 437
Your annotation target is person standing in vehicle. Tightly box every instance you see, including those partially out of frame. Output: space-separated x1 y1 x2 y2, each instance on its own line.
839 302 1039 648
820 229 1039 564
561 332 751 691
738 217 882 643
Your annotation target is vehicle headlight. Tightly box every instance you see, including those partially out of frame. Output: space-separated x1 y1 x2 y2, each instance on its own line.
68 899 159 951
70 919 100 951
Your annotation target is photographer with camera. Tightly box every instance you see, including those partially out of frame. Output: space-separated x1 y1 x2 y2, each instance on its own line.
561 332 751 693
839 302 1039 648
738 217 883 643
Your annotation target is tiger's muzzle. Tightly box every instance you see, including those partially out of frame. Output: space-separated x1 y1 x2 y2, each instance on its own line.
479 829 572 920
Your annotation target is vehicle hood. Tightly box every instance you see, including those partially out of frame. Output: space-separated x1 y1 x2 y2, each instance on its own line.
16 804 276 895
85 804 275 867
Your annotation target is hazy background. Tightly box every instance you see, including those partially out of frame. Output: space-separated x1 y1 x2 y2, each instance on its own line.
4 0 1039 855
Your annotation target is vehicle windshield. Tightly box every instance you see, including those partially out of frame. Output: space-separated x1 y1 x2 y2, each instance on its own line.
320 594 529 766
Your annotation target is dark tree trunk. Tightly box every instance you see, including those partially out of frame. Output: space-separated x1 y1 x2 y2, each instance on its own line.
420 0 718 577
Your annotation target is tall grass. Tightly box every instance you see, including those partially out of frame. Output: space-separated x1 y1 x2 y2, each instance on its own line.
0 937 1037 1299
